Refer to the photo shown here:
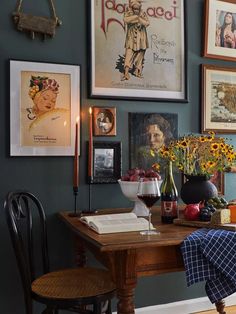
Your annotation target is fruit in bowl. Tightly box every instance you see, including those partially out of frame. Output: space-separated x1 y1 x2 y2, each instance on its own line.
118 168 162 216
121 167 161 182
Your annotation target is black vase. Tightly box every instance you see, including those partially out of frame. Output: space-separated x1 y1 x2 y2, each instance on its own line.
180 175 218 204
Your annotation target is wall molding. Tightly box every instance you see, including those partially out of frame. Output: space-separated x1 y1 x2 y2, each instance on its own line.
113 293 236 314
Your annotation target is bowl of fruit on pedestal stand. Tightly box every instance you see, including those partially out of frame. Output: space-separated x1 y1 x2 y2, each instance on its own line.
118 168 162 217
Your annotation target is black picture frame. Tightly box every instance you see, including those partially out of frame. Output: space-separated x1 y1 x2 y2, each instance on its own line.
89 0 188 102
89 141 122 184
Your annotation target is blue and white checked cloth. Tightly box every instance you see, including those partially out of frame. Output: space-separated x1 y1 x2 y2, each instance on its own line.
181 228 236 303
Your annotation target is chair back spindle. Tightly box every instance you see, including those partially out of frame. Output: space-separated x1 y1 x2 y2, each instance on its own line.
5 191 116 314
5 191 50 310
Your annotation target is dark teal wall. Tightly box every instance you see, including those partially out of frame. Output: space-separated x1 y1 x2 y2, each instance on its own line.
1 1 236 313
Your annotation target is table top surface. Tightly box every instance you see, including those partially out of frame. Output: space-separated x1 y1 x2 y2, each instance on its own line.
59 208 198 252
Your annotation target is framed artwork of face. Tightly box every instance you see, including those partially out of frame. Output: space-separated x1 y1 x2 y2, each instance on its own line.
129 112 178 170
203 0 236 62
10 60 80 156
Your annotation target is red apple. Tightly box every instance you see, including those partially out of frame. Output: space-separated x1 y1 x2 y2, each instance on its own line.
129 174 140 182
184 204 200 221
121 175 130 181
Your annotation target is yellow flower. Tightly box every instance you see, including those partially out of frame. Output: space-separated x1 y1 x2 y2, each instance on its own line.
150 149 155 157
211 143 220 151
155 131 236 176
207 161 216 168
199 136 207 142
179 140 188 148
152 163 160 171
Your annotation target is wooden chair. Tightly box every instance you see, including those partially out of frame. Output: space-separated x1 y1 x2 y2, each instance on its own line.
4 191 116 314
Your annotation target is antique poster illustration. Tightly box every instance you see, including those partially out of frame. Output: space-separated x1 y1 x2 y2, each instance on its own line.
91 0 186 100
10 60 80 156
21 71 71 147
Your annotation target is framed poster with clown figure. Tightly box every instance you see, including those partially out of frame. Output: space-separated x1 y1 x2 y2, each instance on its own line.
89 0 187 102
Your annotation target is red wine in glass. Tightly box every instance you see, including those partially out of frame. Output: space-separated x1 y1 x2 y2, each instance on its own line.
138 194 160 208
137 178 161 235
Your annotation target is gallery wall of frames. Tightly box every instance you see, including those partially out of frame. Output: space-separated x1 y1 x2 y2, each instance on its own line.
2 0 236 313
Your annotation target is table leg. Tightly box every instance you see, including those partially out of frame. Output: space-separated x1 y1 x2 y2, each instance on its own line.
110 249 137 314
73 236 87 267
117 288 135 314
215 300 226 314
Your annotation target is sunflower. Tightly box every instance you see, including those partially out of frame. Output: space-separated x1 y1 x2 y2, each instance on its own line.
152 132 236 176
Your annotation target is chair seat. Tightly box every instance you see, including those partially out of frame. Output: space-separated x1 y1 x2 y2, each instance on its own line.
32 267 116 300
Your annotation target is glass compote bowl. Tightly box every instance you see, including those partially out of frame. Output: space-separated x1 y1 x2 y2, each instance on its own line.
137 178 161 235
118 179 149 216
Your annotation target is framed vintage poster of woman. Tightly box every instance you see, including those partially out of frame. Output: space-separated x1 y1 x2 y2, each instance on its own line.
89 0 187 102
10 60 80 156
203 0 236 61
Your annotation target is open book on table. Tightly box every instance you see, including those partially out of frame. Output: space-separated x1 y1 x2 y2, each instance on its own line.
80 212 155 234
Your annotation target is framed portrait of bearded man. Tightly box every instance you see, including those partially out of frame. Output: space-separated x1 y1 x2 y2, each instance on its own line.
89 0 187 102
10 60 80 156
203 0 236 62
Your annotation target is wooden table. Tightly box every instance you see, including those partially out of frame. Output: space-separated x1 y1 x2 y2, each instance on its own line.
59 208 225 314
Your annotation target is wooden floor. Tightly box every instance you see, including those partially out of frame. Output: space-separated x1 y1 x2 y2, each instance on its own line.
194 305 236 313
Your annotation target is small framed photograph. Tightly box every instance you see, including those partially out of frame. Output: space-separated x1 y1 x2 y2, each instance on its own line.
93 107 116 136
203 0 236 61
210 171 225 195
129 112 178 169
89 0 187 102
10 60 80 156
201 64 236 133
90 141 121 184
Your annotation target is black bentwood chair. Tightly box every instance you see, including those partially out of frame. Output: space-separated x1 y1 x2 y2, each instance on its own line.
4 191 116 314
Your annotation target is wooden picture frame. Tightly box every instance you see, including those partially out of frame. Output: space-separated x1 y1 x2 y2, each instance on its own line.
201 64 236 134
210 171 225 195
89 0 187 102
93 107 116 136
129 112 178 169
203 0 236 61
90 141 121 184
10 60 80 156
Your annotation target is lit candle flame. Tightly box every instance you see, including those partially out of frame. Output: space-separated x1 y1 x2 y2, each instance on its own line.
89 107 92 115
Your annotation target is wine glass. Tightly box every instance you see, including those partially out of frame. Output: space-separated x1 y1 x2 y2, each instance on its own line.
137 178 161 235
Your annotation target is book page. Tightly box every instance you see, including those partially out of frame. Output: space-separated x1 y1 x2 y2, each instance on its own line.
89 217 155 234
80 212 137 225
